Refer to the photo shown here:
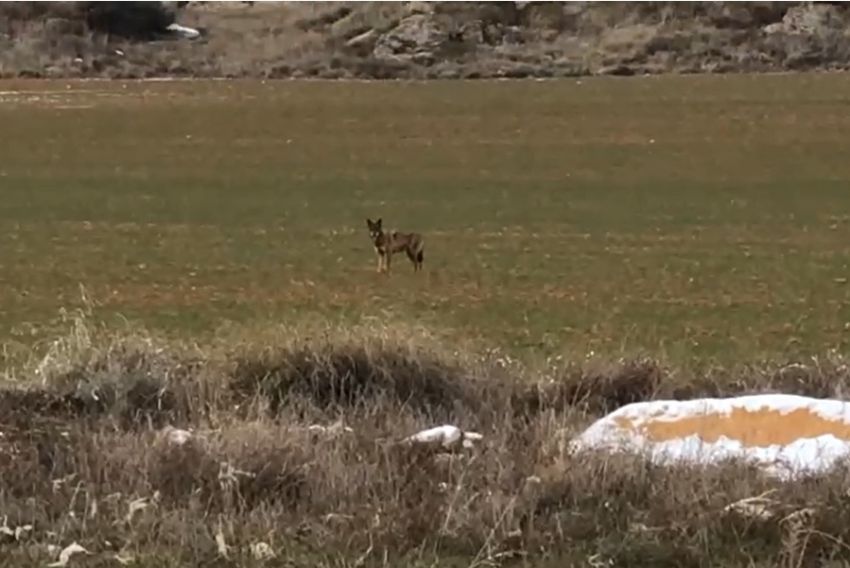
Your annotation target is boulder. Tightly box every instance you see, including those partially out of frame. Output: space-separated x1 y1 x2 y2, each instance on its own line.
570 394 850 479
373 13 449 65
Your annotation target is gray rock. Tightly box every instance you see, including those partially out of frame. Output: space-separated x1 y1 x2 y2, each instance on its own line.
373 14 448 63
764 3 846 35
405 2 434 16
761 3 850 69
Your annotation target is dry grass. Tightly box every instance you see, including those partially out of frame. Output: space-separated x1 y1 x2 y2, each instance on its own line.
4 313 850 566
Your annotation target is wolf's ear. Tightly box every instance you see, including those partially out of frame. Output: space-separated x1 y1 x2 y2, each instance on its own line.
366 218 373 227
376 218 382 227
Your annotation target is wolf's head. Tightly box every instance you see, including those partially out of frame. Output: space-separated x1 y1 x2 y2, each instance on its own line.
366 218 383 242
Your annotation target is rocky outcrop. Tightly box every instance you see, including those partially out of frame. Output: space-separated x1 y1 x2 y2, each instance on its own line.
373 14 450 65
291 1 850 77
4 2 850 79
762 3 850 69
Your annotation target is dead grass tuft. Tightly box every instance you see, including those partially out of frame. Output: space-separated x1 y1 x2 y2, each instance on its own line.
514 358 664 418
229 342 475 418
5 318 850 565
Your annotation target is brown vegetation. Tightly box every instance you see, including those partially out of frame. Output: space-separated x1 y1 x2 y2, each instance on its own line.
4 313 850 566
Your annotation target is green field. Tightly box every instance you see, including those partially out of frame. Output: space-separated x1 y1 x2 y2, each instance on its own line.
3 74 850 365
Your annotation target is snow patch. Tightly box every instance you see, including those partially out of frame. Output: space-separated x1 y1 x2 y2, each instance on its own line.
570 394 850 479
166 23 201 40
404 424 483 450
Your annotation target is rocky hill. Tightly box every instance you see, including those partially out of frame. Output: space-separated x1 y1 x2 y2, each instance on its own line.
3 1 850 79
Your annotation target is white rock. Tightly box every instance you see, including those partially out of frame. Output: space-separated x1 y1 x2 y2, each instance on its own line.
404 425 483 449
570 394 850 479
161 426 193 446
215 528 228 558
723 492 778 521
114 552 135 565
126 496 153 523
48 542 89 567
0 516 27 543
307 420 354 437
249 541 276 561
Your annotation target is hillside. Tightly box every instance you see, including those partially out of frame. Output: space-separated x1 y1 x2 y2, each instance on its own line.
3 1 850 79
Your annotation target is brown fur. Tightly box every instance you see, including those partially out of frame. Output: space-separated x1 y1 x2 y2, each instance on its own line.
366 218 424 274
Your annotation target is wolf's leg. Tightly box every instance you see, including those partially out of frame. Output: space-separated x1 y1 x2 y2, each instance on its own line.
405 248 417 271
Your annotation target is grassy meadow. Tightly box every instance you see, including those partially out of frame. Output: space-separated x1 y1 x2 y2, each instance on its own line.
4 75 850 567
3 74 850 365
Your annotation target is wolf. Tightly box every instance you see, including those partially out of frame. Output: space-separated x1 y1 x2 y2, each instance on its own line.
366 218 424 274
